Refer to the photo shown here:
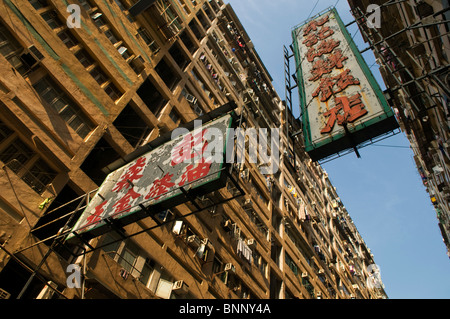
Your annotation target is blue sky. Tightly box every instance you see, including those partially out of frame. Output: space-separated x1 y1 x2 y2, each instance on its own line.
227 0 450 298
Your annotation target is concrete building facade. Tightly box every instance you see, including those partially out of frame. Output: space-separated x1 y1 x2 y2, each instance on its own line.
0 0 387 299
347 0 450 258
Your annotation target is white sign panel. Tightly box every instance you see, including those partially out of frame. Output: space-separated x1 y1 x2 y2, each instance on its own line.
292 9 397 159
68 114 233 239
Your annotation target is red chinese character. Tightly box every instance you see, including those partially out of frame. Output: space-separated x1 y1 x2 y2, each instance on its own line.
309 59 333 82
302 26 334 48
85 200 108 226
317 26 334 40
144 173 176 201
328 49 348 69
312 69 360 102
309 49 348 82
342 93 368 123
178 161 212 187
112 188 141 214
332 69 360 94
303 15 329 36
171 129 209 166
312 77 335 102
112 157 146 192
306 38 340 62
320 93 367 134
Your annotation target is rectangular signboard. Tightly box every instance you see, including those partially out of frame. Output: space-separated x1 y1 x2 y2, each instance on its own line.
68 114 234 240
292 8 398 161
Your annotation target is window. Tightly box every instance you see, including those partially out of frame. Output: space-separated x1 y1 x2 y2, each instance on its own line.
191 69 216 104
41 11 63 29
33 76 94 138
77 0 92 11
208 0 220 13
196 10 210 31
22 158 57 194
101 234 176 298
57 30 79 48
137 28 160 55
179 30 197 54
0 139 34 172
176 0 191 15
118 46 129 58
92 13 107 28
75 49 95 68
156 0 182 35
74 48 122 101
188 19 204 41
104 82 122 101
285 252 298 275
169 108 180 124
155 58 181 91
0 118 57 194
202 3 215 21
104 30 119 45
89 66 108 85
113 103 152 148
28 0 49 10
181 87 205 117
137 78 168 116
169 42 189 70
0 21 29 75
0 120 14 143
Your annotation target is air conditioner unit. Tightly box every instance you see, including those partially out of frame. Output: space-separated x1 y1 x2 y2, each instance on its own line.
352 284 359 290
224 263 235 273
0 288 11 299
247 238 256 248
187 235 202 248
36 281 58 299
172 220 184 235
318 269 324 274
186 94 197 104
301 272 308 278
172 280 189 295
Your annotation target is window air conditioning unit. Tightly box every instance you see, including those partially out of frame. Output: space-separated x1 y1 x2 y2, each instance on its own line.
187 235 202 248
318 269 324 274
247 238 256 248
224 263 235 273
301 272 308 278
186 94 197 104
352 284 359 290
172 220 184 235
172 280 189 295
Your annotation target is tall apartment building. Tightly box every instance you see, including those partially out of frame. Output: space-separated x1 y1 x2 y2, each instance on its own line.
0 0 387 299
347 0 450 258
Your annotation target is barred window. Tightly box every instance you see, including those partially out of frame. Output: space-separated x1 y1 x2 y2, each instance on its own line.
0 119 57 194
33 76 94 138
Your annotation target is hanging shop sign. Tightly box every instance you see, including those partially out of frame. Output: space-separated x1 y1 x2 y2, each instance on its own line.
67 114 234 240
291 8 398 161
